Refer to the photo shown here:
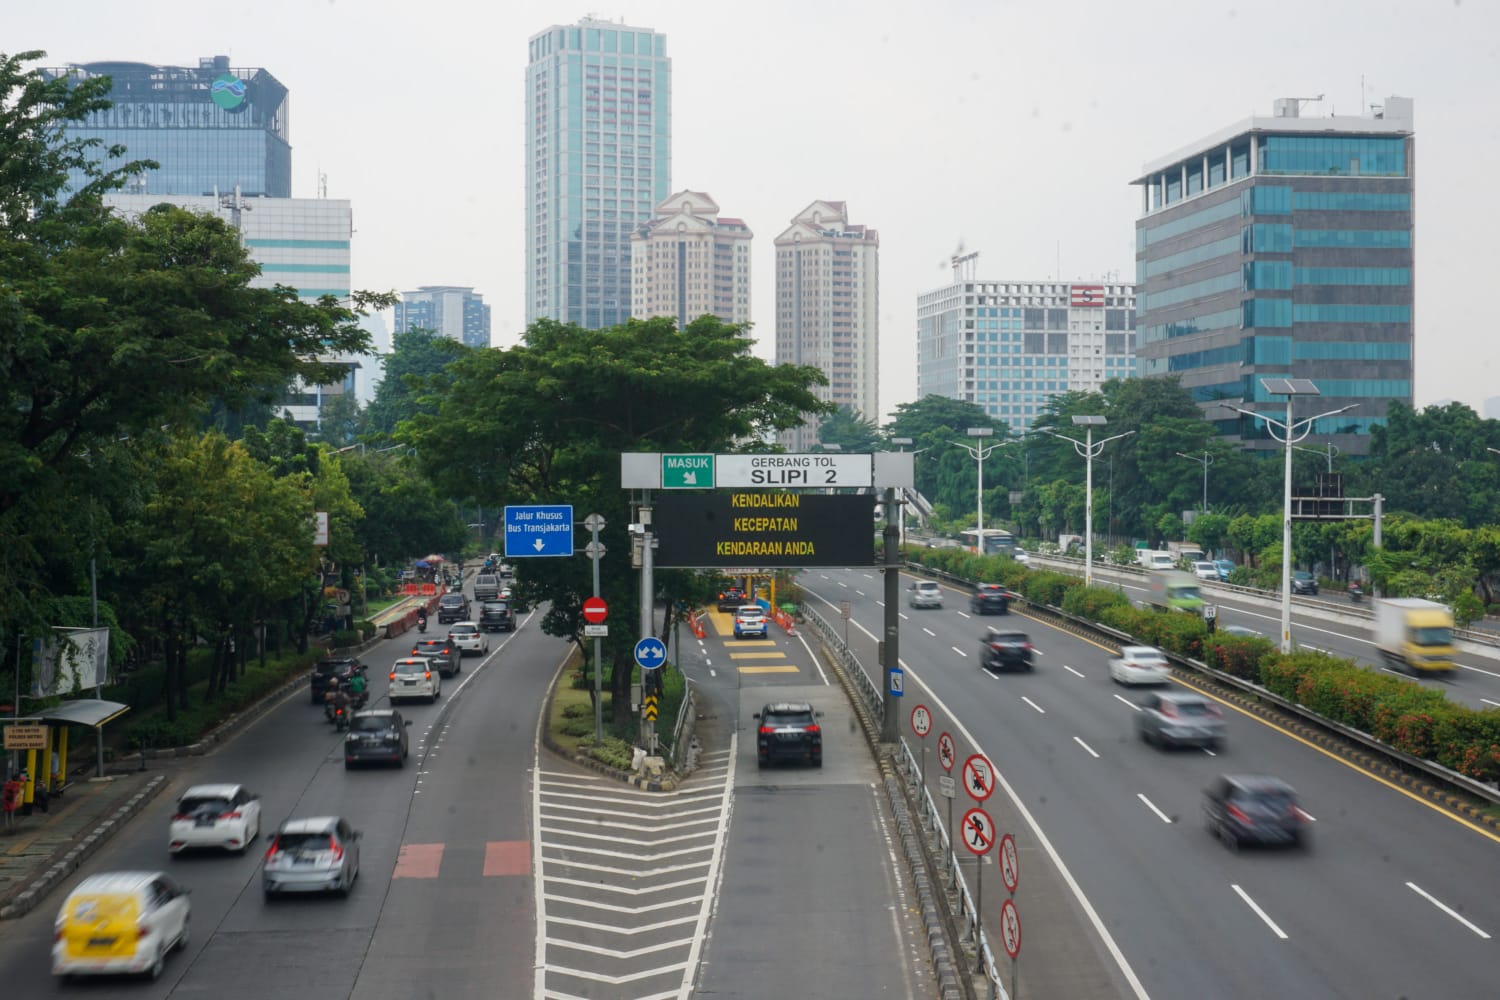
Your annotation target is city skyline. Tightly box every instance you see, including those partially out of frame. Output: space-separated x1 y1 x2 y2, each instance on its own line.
10 0 1497 422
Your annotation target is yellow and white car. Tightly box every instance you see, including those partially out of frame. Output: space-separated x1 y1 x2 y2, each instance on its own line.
53 871 191 980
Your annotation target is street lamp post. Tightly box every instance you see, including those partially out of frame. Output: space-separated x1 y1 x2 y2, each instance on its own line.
1292 441 1341 474
952 428 1000 553
1041 416 1134 588
1224 379 1357 654
1175 451 1214 513
891 437 913 549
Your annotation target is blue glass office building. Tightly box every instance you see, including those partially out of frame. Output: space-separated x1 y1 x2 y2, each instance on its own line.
42 55 290 197
1132 96 1414 455
526 17 671 329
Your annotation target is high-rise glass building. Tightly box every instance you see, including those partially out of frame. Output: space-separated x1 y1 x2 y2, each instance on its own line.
42 55 291 198
1132 96 1414 455
395 287 492 349
630 191 752 328
775 201 880 451
917 268 1136 431
526 17 672 329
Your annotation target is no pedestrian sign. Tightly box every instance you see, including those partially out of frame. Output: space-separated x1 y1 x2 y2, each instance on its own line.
961 807 995 855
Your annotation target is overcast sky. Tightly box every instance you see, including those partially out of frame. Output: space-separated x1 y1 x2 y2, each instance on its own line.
13 0 1498 420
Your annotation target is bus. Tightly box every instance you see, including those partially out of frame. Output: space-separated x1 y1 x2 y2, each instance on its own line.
958 528 1017 556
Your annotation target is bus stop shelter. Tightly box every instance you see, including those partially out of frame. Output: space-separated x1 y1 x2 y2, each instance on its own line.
3 699 130 813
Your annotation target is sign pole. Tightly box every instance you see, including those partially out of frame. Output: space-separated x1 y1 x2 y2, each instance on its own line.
881 485 901 742
586 514 606 743
638 492 656 755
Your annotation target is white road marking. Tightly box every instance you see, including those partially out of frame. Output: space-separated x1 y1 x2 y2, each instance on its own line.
1460 662 1500 679
952 647 968 657
1114 694 1142 712
899 612 910 621
957 610 973 619
923 627 936 637
1021 696 1046 714
856 590 866 597
1483 698 1500 708
1073 736 1100 758
839 581 849 588
1202 747 1217 757
1137 794 1172 824
1406 882 1492 939
1232 884 1289 939
1063 665 1085 678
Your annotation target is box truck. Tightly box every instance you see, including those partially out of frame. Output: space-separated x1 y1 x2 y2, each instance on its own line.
1148 570 1205 615
1374 598 1455 674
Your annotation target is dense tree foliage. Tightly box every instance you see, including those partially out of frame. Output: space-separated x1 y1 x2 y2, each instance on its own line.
363 329 472 436
402 315 830 723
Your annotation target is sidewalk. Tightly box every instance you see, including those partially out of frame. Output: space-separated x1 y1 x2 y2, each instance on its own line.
0 765 175 919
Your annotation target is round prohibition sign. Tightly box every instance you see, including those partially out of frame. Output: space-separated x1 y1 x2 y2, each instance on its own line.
937 732 957 772
1000 833 1019 893
960 807 996 855
1000 898 1021 959
910 704 932 738
962 753 996 802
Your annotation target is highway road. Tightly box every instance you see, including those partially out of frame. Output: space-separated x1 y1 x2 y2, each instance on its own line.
802 567 1499 1000
0 592 935 999
1084 562 1500 712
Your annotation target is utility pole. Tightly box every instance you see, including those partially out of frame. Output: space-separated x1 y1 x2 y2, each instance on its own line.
881 484 901 742
637 493 656 754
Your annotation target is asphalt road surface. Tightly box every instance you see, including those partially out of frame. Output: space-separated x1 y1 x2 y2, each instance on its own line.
802 567 1499 1000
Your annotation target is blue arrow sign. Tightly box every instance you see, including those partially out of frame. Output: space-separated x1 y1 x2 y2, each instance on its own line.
889 667 904 697
504 505 574 557
634 637 667 671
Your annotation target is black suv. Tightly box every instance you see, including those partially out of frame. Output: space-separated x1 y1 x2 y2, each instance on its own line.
753 702 823 769
1202 774 1309 849
717 587 747 612
410 638 460 677
311 657 364 704
979 628 1034 672
970 583 1010 615
479 600 516 633
1290 571 1319 595
344 710 411 768
436 592 470 624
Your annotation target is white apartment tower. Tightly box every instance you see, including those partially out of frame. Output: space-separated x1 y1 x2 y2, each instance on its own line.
774 201 879 451
630 191 752 327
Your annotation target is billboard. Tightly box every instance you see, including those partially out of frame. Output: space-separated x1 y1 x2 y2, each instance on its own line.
653 492 876 568
31 626 111 697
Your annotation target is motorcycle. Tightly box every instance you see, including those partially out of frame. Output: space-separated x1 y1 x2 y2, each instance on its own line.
416 612 428 634
1349 582 1365 603
324 682 365 730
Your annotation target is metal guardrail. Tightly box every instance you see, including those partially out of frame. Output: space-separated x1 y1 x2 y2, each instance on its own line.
803 603 1007 1000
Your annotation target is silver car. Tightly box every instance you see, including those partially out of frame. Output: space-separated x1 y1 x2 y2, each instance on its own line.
1136 690 1225 750
262 816 362 898
908 580 943 608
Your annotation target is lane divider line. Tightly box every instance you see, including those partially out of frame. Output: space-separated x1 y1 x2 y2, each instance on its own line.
1232 884 1289 940
1405 881 1492 939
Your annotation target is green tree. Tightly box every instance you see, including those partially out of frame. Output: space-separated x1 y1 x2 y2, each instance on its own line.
364 329 471 436
817 405 881 452
403 315 828 725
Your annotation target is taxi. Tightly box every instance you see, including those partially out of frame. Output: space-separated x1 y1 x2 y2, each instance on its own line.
52 871 191 980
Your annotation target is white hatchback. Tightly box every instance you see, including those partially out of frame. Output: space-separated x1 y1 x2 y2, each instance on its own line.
390 657 441 704
168 783 261 855
1192 561 1219 581
447 621 489 656
908 580 944 608
1109 645 1172 685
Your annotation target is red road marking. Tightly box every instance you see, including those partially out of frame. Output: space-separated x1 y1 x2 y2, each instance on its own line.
393 842 445 878
484 840 530 877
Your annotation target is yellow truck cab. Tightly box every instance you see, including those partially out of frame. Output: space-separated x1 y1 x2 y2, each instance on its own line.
1374 598 1456 674
53 871 191 980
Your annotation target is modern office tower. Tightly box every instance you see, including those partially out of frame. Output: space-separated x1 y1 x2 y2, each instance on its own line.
104 191 357 429
630 191 752 327
394 287 493 349
526 16 672 329
916 263 1136 431
1132 96 1415 455
774 201 880 451
41 55 291 198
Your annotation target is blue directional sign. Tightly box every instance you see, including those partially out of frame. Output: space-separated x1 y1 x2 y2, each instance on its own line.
634 637 667 671
889 667 904 697
504 505 574 558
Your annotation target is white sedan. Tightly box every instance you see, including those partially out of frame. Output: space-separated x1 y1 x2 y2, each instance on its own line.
1108 645 1172 685
447 621 490 656
168 783 262 855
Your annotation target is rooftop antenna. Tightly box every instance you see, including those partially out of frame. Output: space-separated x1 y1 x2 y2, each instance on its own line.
318 170 327 199
948 241 979 280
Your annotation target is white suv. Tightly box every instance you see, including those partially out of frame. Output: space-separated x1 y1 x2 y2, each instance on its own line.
390 658 441 704
168 783 261 855
908 580 944 609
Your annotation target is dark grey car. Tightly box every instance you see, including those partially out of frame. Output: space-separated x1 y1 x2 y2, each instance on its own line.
344 710 411 768
979 628 1033 672
1203 775 1310 850
409 638 460 677
1136 690 1225 750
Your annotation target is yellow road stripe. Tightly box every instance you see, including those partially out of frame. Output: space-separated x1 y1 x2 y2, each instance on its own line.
728 652 788 660
737 665 801 674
